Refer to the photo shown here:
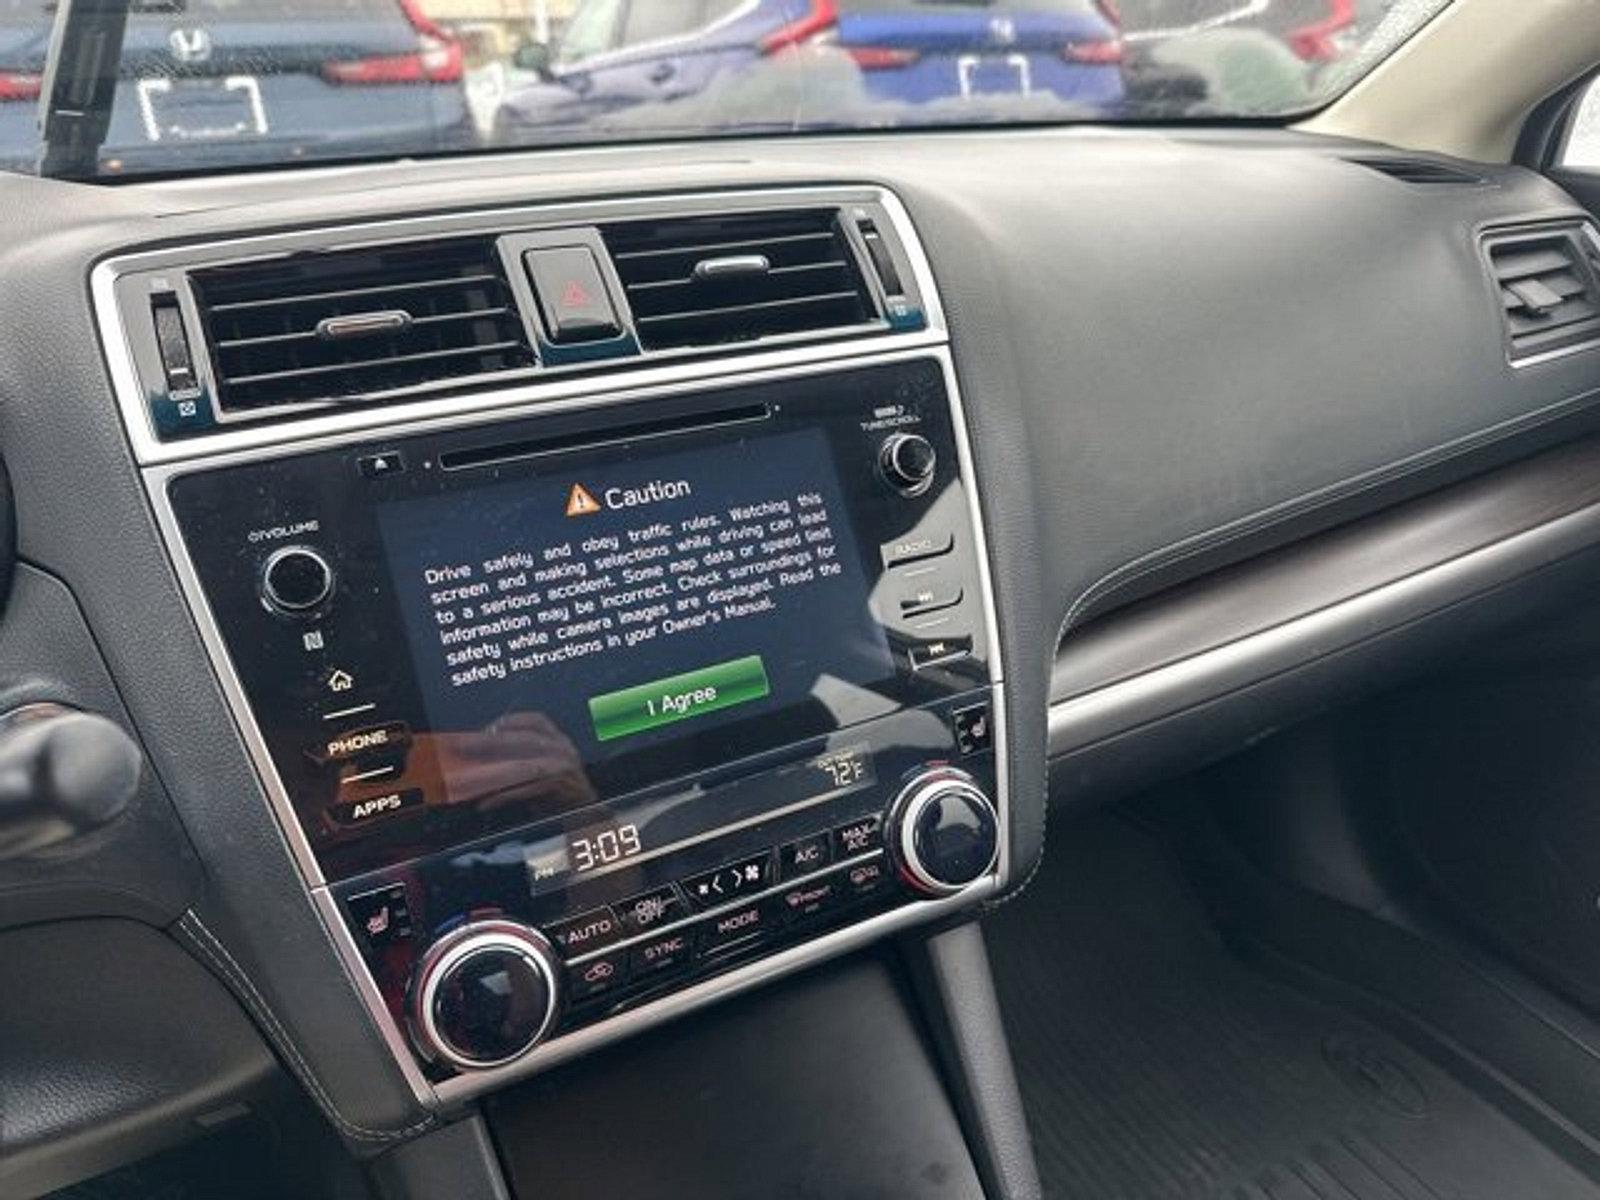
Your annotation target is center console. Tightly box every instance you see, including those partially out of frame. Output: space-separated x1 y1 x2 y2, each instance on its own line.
153 347 1006 1099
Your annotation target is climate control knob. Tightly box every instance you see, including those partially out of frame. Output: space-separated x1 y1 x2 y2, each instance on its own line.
260 544 334 615
879 432 937 495
888 767 999 897
410 920 561 1070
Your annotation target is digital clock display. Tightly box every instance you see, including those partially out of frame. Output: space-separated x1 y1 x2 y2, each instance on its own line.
569 822 642 875
524 745 877 893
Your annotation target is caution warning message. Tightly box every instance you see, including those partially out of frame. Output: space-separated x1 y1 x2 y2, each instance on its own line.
377 427 891 745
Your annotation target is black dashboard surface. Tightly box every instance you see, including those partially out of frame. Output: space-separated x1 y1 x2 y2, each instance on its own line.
2 126 1597 1151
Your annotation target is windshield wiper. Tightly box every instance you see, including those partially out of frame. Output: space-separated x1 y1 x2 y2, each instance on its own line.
36 0 132 179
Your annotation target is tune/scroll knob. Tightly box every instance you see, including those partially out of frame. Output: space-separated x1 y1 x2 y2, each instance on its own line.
260 544 334 615
878 432 938 495
888 767 999 898
410 920 561 1070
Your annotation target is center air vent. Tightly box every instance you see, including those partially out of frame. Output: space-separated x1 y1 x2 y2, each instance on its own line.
1484 224 1600 363
601 210 879 352
192 236 534 412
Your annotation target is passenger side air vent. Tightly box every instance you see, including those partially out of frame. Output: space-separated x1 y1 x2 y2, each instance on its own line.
1346 156 1485 186
601 210 879 352
191 237 535 412
1484 224 1600 363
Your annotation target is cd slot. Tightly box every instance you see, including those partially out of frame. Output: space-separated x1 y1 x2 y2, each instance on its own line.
439 403 771 472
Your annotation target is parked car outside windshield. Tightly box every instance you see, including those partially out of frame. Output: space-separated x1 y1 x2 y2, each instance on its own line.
0 0 473 173
0 0 1454 178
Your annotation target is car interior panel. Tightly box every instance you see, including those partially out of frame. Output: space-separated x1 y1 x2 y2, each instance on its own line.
9 1 1600 1197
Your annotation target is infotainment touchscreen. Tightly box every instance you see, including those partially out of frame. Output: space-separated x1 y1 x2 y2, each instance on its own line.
374 425 894 812
168 357 992 880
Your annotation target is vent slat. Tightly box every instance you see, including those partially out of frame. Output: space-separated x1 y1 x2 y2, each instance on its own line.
205 273 502 315
603 210 878 352
626 260 851 294
610 230 836 263
215 307 517 350
635 290 867 329
1486 225 1600 362
225 341 527 389
192 237 534 412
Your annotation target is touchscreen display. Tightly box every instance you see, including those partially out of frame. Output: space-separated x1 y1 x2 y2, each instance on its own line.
375 426 894 816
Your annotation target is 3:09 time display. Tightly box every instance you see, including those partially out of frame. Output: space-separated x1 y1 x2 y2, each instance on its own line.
569 823 643 873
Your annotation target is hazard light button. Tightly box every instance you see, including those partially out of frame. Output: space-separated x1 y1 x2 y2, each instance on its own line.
524 246 622 344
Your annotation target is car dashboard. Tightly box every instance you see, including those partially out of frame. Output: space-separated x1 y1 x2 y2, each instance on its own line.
4 125 1600 1197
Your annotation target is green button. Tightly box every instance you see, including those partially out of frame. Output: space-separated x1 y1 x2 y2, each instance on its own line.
589 655 771 743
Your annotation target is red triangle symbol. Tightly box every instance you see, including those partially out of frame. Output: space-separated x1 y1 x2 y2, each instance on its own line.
561 278 591 308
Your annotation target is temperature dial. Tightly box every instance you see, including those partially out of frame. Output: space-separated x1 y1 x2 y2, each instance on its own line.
888 767 999 897
410 920 561 1070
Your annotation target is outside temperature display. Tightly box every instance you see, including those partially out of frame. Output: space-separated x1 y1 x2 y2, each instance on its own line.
812 747 874 792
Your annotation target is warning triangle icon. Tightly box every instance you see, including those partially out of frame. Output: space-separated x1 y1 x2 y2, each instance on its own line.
565 483 603 517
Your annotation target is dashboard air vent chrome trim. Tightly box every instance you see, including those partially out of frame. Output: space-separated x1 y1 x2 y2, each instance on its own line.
601 209 879 351
95 187 938 466
1483 221 1600 365
192 235 534 413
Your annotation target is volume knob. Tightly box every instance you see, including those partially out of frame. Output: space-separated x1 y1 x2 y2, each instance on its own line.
260 545 334 615
888 767 999 897
411 920 561 1070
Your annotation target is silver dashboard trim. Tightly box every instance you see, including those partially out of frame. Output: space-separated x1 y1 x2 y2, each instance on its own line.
1045 488 1600 759
92 187 946 467
124 187 1009 1110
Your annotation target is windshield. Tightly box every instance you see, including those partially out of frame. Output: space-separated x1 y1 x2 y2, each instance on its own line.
0 0 1452 179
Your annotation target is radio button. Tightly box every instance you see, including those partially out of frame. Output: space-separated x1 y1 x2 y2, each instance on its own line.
630 929 694 976
832 814 883 859
880 530 954 569
261 545 334 614
546 907 624 957
565 949 628 1003
682 851 774 910
699 899 776 955
779 833 833 880
615 885 684 935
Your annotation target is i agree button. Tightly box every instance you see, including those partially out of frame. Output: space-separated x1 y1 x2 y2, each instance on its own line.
589 655 770 743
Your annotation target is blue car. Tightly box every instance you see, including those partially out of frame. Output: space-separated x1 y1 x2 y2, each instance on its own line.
496 0 1125 138
0 0 474 175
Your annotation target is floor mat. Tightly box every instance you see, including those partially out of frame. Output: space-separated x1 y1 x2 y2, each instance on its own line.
982 813 1600 1200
